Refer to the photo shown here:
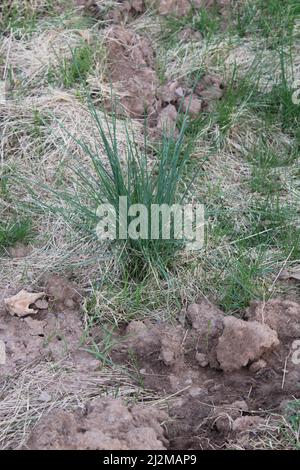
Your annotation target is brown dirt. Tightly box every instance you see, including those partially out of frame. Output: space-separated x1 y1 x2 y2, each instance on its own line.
157 0 227 18
25 397 168 450
109 298 300 449
102 25 225 134
246 299 300 340
0 275 85 376
104 26 159 122
77 0 148 22
2 276 299 449
1 3 298 450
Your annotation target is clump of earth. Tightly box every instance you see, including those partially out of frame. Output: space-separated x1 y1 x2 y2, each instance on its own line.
109 298 300 449
1 269 300 449
25 397 167 450
0 275 84 376
89 24 225 138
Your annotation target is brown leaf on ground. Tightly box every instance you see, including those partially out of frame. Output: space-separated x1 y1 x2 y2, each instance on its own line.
4 290 46 317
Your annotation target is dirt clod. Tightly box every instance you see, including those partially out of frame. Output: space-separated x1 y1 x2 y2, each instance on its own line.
156 104 179 139
181 94 203 117
104 26 159 120
26 398 167 450
187 300 224 368
45 274 81 311
211 400 248 434
216 316 279 372
246 299 300 340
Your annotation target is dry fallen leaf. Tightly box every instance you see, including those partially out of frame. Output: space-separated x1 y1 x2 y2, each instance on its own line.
4 290 46 317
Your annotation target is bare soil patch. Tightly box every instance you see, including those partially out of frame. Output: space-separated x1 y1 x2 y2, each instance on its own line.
109 298 300 449
25 397 167 450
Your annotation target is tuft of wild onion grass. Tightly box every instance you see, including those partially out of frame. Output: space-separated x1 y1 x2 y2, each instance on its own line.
26 100 194 279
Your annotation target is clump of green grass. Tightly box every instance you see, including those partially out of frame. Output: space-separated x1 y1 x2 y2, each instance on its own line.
0 1 37 35
285 400 300 434
28 102 194 279
0 0 60 37
161 5 222 47
47 42 93 88
0 219 32 252
232 0 300 48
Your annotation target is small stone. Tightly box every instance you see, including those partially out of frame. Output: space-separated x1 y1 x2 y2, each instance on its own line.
249 359 267 373
180 94 202 117
34 299 49 310
189 387 206 398
232 416 265 432
195 352 209 367
38 391 52 403
65 298 75 308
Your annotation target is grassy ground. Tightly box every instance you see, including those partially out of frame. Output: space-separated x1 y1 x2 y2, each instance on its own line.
0 0 300 449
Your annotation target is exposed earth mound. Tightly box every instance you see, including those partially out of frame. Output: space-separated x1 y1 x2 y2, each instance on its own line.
0 276 84 376
110 298 300 449
216 316 279 372
26 398 167 450
99 25 225 134
246 299 300 340
1 275 300 450
104 26 159 120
